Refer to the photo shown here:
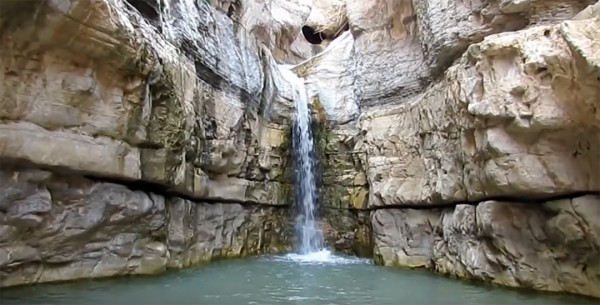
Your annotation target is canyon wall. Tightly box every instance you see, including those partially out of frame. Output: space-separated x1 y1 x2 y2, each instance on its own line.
0 0 305 286
300 0 600 298
1 0 599 298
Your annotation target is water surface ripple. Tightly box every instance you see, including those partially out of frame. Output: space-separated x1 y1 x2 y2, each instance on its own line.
1 252 595 305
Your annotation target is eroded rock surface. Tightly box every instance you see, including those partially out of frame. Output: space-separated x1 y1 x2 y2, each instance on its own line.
299 0 600 298
0 168 291 286
304 2 600 210
320 209 372 257
363 19 600 208
372 195 600 298
0 0 300 286
215 0 326 64
0 0 295 206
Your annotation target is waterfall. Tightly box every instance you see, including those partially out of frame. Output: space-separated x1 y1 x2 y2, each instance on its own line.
279 67 324 255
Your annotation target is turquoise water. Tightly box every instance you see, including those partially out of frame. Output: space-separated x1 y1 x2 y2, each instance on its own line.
1 252 596 305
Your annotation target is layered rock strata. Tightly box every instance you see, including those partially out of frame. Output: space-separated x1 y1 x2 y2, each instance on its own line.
372 195 600 298
0 168 291 286
300 0 600 298
0 0 298 205
0 0 302 285
363 20 600 208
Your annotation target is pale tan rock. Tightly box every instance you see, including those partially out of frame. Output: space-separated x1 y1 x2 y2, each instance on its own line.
301 0 594 113
0 2 301 287
0 0 294 205
349 0 428 108
414 0 529 74
372 208 441 268
362 19 600 208
299 0 600 298
434 196 600 298
297 32 356 125
243 0 321 63
2 0 600 298
306 0 347 37
574 0 600 19
214 0 324 64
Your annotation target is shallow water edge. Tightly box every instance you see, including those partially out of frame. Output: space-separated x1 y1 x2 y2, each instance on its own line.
1 252 597 305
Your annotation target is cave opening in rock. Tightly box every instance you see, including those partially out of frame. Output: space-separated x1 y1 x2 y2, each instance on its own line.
125 0 159 20
302 26 324 45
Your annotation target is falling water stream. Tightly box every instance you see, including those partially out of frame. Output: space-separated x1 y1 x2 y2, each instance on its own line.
279 66 326 256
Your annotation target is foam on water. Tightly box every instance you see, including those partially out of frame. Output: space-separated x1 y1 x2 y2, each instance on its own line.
273 250 370 265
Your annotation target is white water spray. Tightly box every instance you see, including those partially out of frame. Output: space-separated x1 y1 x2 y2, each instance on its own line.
278 67 325 255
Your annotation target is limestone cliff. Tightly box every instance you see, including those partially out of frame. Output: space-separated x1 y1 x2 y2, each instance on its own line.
0 0 300 285
0 168 289 285
298 0 600 298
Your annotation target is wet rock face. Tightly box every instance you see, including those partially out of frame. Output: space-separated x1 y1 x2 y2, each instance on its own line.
0 168 292 286
372 195 600 298
320 209 372 257
310 110 372 256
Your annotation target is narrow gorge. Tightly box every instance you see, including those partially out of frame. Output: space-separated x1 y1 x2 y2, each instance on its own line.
0 0 599 303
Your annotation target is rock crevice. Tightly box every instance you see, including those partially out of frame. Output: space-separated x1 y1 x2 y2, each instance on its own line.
363 191 600 211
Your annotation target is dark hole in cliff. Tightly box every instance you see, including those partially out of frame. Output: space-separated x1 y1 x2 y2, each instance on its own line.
302 26 324 45
227 0 242 19
338 22 350 35
125 0 159 20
